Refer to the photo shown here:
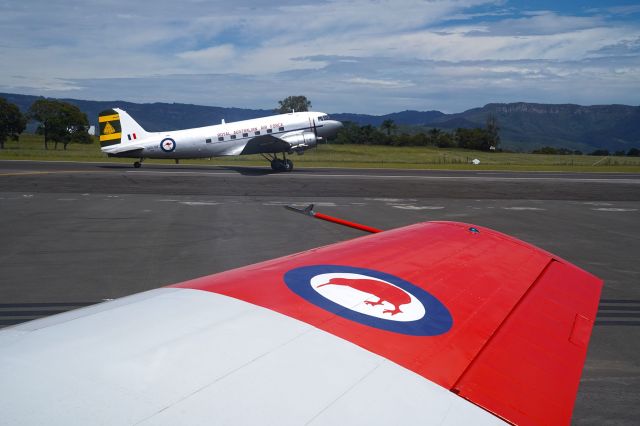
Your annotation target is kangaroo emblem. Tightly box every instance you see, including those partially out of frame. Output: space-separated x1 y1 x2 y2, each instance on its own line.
318 277 411 315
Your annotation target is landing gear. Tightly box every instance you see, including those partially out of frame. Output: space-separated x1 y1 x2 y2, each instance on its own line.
133 159 142 168
264 153 294 172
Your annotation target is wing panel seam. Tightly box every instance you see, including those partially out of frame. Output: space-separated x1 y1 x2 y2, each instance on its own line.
450 258 555 393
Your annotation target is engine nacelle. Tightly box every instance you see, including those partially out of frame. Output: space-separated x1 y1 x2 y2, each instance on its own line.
282 131 318 153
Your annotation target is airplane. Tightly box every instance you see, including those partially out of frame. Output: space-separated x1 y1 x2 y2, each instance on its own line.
98 108 343 171
0 208 602 425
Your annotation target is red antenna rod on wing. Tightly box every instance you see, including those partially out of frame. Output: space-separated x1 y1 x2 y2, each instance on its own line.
285 204 383 234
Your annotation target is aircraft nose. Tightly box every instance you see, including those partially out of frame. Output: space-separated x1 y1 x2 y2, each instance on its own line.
322 120 343 138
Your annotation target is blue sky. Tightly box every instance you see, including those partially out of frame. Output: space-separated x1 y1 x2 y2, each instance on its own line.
1 0 639 114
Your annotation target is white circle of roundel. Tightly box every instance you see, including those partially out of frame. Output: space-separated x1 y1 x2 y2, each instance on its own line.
159 138 177 153
310 273 425 322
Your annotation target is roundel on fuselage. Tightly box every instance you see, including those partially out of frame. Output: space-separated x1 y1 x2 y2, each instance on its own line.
160 138 176 153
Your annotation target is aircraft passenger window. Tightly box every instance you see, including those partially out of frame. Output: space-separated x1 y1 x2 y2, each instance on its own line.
267 129 272 133
206 138 212 143
255 131 260 135
243 133 248 137
231 135 236 139
278 127 284 131
218 137 224 142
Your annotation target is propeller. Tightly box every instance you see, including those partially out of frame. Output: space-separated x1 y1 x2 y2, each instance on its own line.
311 117 322 149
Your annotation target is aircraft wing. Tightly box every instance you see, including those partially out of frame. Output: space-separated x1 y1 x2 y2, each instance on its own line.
238 134 292 155
220 133 309 156
0 221 601 425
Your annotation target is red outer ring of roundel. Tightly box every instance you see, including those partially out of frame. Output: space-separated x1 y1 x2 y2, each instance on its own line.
160 138 176 153
284 265 453 336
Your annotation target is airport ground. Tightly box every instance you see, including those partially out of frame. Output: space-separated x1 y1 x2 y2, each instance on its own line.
0 160 639 425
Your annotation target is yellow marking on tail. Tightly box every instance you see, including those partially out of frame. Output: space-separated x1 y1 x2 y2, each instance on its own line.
99 114 119 123
102 122 116 135
100 132 122 141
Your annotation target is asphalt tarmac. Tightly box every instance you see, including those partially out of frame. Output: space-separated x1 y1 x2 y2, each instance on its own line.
1 160 639 425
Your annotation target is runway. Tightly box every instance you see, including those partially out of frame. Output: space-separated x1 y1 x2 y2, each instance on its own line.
1 159 639 200
1 160 639 425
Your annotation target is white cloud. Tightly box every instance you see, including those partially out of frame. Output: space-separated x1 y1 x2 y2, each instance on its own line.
178 44 236 63
0 1 639 113
345 77 414 88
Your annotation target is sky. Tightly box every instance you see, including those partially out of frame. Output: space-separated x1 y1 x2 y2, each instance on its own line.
1 0 639 114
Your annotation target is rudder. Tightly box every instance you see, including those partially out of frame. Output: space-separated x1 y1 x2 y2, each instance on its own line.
99 109 122 147
98 108 149 147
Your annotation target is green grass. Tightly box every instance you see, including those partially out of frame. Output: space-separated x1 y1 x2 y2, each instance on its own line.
2 134 640 172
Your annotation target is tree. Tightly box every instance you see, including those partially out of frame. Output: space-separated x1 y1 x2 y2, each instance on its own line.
359 124 387 145
532 146 559 155
485 114 501 150
333 121 360 144
427 128 442 146
0 97 26 149
29 99 91 150
627 147 640 157
455 127 492 150
380 119 397 136
275 96 311 114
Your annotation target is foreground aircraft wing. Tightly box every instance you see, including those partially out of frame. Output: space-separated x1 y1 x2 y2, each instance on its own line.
0 222 601 425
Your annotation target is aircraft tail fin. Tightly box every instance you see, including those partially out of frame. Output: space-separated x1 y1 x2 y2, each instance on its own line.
99 108 149 147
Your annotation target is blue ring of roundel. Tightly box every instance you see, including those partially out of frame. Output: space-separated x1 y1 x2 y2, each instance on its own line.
284 265 453 336
160 138 176 153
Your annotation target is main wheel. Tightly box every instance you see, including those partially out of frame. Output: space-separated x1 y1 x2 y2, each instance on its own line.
285 159 293 172
133 161 141 168
270 159 280 171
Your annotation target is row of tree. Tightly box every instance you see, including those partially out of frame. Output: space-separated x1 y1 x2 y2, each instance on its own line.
530 146 640 156
0 97 91 149
333 116 501 151
274 96 498 152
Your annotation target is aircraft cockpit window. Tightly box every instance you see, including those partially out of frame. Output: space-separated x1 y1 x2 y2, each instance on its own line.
318 115 330 121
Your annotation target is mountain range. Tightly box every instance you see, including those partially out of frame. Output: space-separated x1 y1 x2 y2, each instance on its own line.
2 92 638 152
